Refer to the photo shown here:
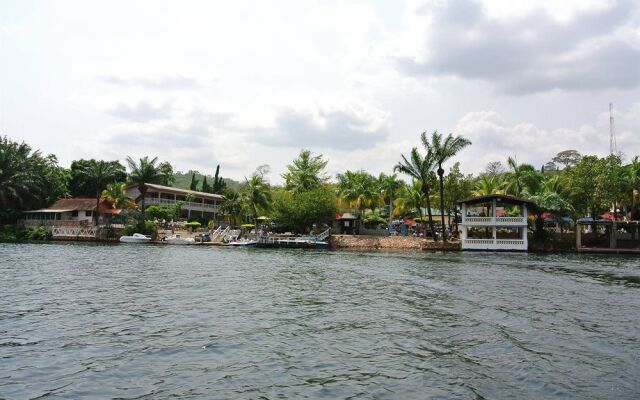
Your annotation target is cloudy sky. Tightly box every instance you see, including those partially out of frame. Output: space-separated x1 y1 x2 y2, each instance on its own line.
1 0 639 183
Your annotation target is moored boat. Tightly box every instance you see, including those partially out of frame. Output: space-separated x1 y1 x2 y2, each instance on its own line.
119 233 152 243
164 234 195 245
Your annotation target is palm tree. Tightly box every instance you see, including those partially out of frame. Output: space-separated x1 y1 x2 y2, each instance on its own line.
101 182 135 210
221 190 243 226
126 156 165 214
244 174 272 228
394 146 438 238
336 170 378 224
628 156 640 209
282 149 329 193
378 173 404 233
0 137 40 211
394 180 425 222
504 156 539 196
473 175 505 196
78 160 121 225
424 131 471 241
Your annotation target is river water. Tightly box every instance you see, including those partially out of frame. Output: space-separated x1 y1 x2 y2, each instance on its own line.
0 243 638 399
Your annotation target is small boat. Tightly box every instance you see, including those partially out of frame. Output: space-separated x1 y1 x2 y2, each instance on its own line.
164 234 195 245
119 233 152 243
226 239 258 247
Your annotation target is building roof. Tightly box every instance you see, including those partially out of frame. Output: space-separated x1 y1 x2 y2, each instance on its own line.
457 194 536 206
25 198 121 214
127 183 225 201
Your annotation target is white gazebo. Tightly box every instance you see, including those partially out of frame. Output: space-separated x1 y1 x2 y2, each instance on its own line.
458 194 535 251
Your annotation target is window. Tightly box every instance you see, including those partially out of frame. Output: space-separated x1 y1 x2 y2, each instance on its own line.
85 211 92 217
72 210 78 217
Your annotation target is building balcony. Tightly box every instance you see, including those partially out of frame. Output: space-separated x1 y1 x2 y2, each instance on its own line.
462 216 527 226
145 197 219 213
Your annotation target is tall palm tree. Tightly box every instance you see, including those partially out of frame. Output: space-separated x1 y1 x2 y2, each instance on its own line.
424 131 471 241
394 147 438 238
244 174 272 228
78 160 121 225
282 149 329 193
126 156 164 214
378 173 404 233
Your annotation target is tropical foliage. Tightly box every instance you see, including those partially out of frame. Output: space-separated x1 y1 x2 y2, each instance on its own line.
0 136 68 223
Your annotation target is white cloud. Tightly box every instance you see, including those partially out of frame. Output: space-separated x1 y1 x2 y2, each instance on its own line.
384 0 640 94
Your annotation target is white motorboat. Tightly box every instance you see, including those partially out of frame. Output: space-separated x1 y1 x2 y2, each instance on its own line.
226 239 258 247
164 234 195 245
119 233 152 243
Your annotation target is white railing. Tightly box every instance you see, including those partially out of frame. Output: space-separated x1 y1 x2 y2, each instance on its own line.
211 226 230 242
317 228 331 241
462 238 527 250
146 198 219 211
463 216 527 225
52 226 98 238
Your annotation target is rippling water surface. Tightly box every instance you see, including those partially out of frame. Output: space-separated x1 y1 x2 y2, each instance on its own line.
1 243 639 399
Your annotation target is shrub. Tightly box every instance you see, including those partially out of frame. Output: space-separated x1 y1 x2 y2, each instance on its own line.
26 226 51 241
184 221 201 231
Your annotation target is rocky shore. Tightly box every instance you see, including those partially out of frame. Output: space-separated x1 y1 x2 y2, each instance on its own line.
329 234 461 251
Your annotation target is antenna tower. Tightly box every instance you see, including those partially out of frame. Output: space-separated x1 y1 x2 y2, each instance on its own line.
609 102 617 155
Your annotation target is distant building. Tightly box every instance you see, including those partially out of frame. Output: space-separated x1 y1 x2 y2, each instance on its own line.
458 194 534 251
125 183 225 220
22 198 121 226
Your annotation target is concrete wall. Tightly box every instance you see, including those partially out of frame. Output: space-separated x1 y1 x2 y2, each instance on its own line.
329 234 460 250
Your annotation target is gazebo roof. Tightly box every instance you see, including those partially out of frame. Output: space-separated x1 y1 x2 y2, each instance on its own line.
457 194 536 206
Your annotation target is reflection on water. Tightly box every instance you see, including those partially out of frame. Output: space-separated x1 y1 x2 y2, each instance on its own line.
1 243 639 399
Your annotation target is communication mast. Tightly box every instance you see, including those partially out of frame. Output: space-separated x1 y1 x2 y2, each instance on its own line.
609 102 617 155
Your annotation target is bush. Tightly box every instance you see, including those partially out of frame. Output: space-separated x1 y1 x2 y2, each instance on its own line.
26 226 52 241
145 205 173 221
0 225 27 242
184 221 201 231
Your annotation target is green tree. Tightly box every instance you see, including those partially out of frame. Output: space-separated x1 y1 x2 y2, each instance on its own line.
68 159 126 197
564 155 602 218
189 173 199 191
423 131 471 241
394 180 425 222
394 146 438 238
126 156 166 214
221 189 243 226
377 173 404 232
202 176 210 193
282 149 329 193
158 161 175 186
473 175 505 196
77 160 121 225
443 162 474 235
101 182 135 210
552 150 582 169
212 165 226 193
504 156 540 197
336 170 378 221
0 136 68 223
243 173 272 227
271 186 337 233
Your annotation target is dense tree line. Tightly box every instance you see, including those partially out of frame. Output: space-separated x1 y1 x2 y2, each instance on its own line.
3 133 640 243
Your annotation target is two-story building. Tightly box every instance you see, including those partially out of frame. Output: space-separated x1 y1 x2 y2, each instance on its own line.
125 183 224 221
458 194 535 251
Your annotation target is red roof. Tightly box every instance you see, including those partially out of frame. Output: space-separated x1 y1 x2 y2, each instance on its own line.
46 198 121 213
